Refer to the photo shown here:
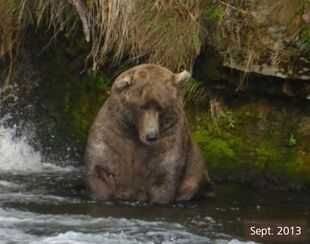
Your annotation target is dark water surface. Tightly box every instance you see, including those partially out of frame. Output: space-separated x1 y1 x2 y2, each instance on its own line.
1 168 309 243
0 119 309 244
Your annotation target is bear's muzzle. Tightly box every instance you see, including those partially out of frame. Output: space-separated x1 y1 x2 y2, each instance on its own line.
140 109 159 145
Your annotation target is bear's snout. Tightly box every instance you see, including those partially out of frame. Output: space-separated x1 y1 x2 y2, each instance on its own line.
139 109 159 145
146 130 159 142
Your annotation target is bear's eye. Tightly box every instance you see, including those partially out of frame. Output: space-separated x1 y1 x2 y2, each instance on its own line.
140 104 148 110
160 113 176 130
137 85 144 95
156 104 164 112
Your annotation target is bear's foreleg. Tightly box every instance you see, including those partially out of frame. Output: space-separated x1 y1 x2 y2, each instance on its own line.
148 172 178 204
86 168 115 200
176 140 210 201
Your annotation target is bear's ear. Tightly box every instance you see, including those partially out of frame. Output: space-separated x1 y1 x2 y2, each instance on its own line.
174 70 191 87
114 75 133 91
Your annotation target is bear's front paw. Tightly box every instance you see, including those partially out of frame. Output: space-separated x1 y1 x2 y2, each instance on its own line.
176 181 197 202
176 191 194 202
149 184 175 204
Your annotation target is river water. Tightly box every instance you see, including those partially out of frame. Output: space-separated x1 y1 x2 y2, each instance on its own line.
0 116 309 244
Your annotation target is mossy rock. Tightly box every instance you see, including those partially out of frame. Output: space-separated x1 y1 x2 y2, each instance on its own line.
32 44 111 162
189 96 310 189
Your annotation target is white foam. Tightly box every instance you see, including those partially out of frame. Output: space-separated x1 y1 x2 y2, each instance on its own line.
0 208 212 244
0 122 42 172
0 208 258 244
216 240 257 244
0 227 35 243
0 118 74 174
0 192 74 204
37 231 143 244
0 180 20 189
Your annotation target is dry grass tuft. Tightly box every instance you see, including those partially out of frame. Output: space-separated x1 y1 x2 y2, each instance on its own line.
0 0 206 83
206 0 308 83
0 0 77 86
89 0 205 71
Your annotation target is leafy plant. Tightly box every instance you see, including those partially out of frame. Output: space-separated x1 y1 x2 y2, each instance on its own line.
220 109 236 129
288 134 297 146
183 79 209 105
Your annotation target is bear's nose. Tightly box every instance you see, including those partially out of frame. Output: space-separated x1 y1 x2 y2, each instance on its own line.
146 131 158 142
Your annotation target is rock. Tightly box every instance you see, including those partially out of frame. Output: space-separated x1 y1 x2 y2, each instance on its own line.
204 0 310 80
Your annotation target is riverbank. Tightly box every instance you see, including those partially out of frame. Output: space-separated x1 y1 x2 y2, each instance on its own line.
0 135 309 243
1 49 309 190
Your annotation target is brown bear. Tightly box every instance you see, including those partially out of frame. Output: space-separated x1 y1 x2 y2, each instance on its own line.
85 64 212 204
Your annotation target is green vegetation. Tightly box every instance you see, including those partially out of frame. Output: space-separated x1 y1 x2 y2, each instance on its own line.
205 4 225 23
183 79 209 105
288 134 297 146
204 0 310 81
190 100 310 188
34 50 110 144
0 0 309 189
298 23 310 50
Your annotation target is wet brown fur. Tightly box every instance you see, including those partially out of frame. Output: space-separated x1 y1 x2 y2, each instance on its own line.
85 64 212 203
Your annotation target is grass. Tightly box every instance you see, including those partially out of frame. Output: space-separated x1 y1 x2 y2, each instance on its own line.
1 0 309 88
204 0 309 84
0 0 78 86
88 0 204 71
183 78 210 105
0 0 206 85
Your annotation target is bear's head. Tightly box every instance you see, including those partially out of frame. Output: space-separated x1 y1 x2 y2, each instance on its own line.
111 64 191 145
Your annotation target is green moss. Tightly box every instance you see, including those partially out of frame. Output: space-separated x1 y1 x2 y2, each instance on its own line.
189 98 310 188
254 143 286 176
192 113 245 179
34 44 111 153
205 4 225 23
298 23 310 50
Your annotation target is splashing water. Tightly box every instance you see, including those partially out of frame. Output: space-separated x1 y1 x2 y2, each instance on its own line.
0 117 74 173
0 110 264 244
0 207 257 244
0 121 42 172
0 116 260 244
